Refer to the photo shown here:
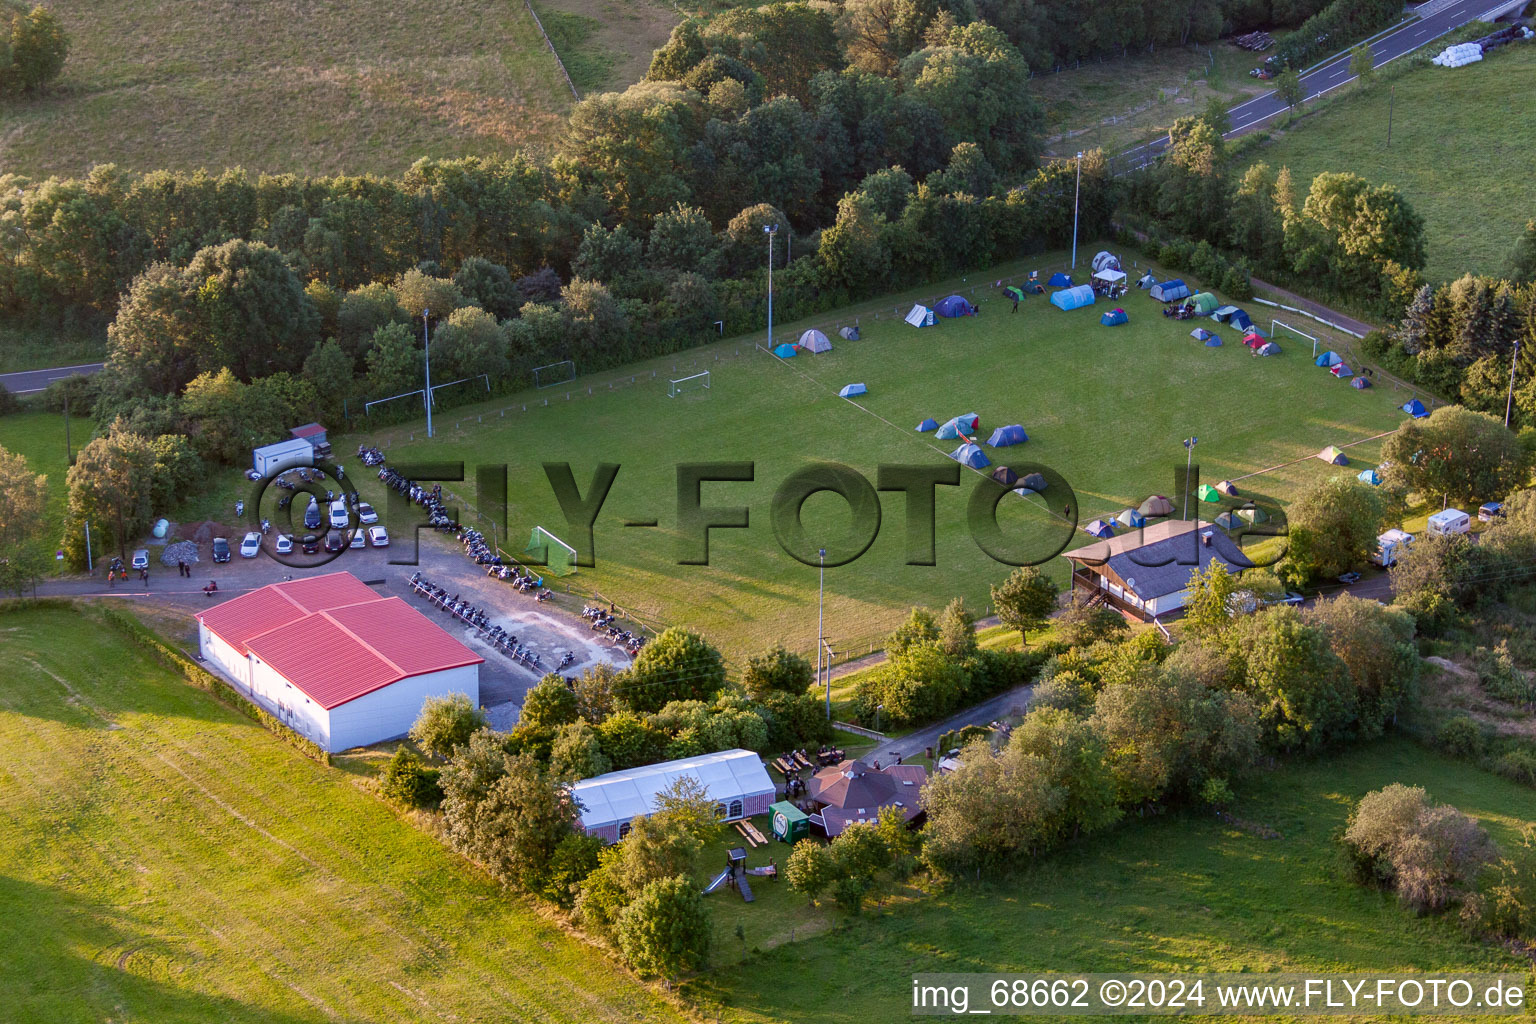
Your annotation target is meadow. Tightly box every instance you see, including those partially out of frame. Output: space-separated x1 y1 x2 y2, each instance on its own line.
687 737 1536 1023
0 602 688 1023
0 0 578 178
0 410 96 567
360 246 1414 662
1238 41 1536 285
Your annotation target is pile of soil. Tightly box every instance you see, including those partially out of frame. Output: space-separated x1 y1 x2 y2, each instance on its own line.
185 520 228 545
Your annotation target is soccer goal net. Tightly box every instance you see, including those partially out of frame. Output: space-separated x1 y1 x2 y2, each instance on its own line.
526 526 578 576
668 371 710 397
1271 319 1319 354
533 360 576 389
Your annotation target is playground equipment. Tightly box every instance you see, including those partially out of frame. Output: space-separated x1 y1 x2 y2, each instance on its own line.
703 847 756 902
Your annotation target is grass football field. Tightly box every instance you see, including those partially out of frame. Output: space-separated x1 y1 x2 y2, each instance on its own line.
0 603 687 1024
358 246 1413 662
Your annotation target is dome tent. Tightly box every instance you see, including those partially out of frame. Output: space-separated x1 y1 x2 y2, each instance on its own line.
1330 363 1352 378
935 294 976 317
839 325 860 340
799 329 832 353
1116 507 1147 529
1190 328 1213 341
949 443 990 469
1315 350 1343 367
1214 511 1243 530
1048 271 1072 287
1083 519 1117 539
936 413 980 440
1004 285 1026 302
1205 337 1223 347
838 383 866 397
991 466 1019 487
1316 445 1348 465
987 424 1028 447
1351 376 1372 389
1216 480 1238 496
1136 272 1157 289
1257 342 1280 355
1091 251 1122 274
1198 484 1221 502
1358 468 1382 485
1191 292 1219 315
1138 495 1174 517
1237 506 1269 524
1019 472 1047 493
772 343 797 358
916 417 939 432
1402 398 1429 418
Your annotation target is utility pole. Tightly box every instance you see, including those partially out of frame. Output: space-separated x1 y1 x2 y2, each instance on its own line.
1506 340 1521 429
765 224 778 351
1071 152 1083 271
84 521 93 573
422 308 433 439
1182 437 1198 520
818 547 828 720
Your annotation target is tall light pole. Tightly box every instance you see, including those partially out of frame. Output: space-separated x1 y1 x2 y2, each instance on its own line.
765 224 778 351
1182 437 1198 520
1506 340 1521 429
1071 151 1083 271
422 308 433 439
818 546 829 720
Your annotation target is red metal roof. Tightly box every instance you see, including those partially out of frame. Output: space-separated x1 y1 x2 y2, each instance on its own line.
197 573 482 710
290 423 327 438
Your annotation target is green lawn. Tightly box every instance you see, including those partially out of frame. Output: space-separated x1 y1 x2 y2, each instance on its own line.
0 603 686 1023
1239 41 1536 285
534 0 678 95
352 244 1408 662
685 737 1535 1023
0 410 96 570
1 0 576 178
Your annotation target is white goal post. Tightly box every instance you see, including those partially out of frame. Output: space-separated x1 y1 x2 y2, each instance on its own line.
533 360 576 389
1271 319 1320 357
668 371 711 397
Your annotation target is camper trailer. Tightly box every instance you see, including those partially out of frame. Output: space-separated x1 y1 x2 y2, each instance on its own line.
1426 509 1471 538
1372 529 1415 567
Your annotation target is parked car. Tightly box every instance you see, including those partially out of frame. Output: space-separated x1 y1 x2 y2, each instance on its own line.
303 500 323 530
368 526 389 547
1338 572 1361 586
275 533 293 555
1479 501 1505 522
349 530 366 549
1270 591 1305 606
131 549 149 570
240 532 261 558
212 537 231 563
301 534 320 555
328 498 350 530
357 502 378 525
325 532 345 553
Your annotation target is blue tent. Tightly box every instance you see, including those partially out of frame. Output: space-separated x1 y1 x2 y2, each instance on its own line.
1191 328 1213 341
1050 285 1096 311
1358 468 1382 486
1351 376 1371 389
987 424 1028 447
1230 310 1254 331
1205 337 1223 347
1315 350 1343 367
1048 272 1072 287
1116 508 1147 529
936 413 980 440
916 417 939 432
1150 279 1190 302
1402 398 1429 418
1083 518 1117 539
1100 308 1128 326
838 383 867 398
1258 342 1280 355
949 442 991 469
773 343 797 358
934 294 975 317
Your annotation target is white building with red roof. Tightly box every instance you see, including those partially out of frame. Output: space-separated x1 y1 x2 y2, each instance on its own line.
196 571 482 752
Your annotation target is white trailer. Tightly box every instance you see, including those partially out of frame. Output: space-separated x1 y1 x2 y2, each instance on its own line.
1372 529 1415 567
252 437 314 477
1426 509 1471 538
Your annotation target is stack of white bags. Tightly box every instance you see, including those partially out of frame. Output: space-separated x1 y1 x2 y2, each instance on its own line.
1432 42 1483 67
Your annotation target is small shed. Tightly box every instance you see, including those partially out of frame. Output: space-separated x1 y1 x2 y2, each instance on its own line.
769 801 810 844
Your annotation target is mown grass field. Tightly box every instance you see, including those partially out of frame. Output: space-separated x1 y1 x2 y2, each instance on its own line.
687 737 1535 1023
535 0 679 95
356 245 1411 662
0 0 577 178
0 603 688 1023
0 410 95 568
1239 41 1536 285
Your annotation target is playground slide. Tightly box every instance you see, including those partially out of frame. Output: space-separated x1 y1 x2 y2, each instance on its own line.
702 868 732 895
736 868 754 903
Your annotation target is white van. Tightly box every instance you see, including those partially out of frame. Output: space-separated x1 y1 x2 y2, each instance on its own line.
1426 508 1471 538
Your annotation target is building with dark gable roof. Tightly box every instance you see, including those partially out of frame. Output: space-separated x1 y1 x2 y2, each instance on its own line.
1061 518 1255 622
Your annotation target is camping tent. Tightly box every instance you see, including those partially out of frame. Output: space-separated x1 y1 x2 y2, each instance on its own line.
1093 269 1127 288
1402 399 1429 418
772 343 797 358
1257 342 1280 355
1351 376 1372 389
991 466 1019 487
1100 308 1128 326
1116 508 1147 529
1212 305 1239 322
949 443 990 469
1139 495 1174 517
1244 333 1265 348
905 304 934 327
1050 285 1096 311
839 325 860 340
1214 511 1243 530
1191 292 1219 315
987 424 1028 447
1150 280 1190 302
838 383 866 398
799 329 832 353
1136 272 1157 289
1092 251 1122 274
1315 351 1343 367
1237 506 1269 524
1048 272 1072 287
1083 519 1117 539
935 294 975 318
1229 310 1254 331
916 417 939 432
1191 328 1213 341
1358 468 1382 486
1004 286 1025 302
1198 484 1221 502
936 413 980 440
1023 279 1044 294
1316 445 1348 465
1019 472 1047 493
1205 337 1224 347
1330 363 1352 378
1217 480 1239 496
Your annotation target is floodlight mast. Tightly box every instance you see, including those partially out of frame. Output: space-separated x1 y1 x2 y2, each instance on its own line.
765 224 778 352
423 308 433 439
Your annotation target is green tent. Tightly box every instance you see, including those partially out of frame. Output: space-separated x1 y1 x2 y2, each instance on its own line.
1197 483 1221 502
1004 286 1025 302
1191 292 1219 315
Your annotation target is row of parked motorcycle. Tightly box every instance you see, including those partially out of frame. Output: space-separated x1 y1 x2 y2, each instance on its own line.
410 572 576 670
581 605 647 656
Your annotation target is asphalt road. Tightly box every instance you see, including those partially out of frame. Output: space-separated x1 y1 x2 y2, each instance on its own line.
1120 0 1521 171
0 362 104 394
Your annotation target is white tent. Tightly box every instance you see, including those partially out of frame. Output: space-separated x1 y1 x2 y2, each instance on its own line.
799 329 832 353
570 749 774 842
1093 269 1127 286
905 303 934 327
